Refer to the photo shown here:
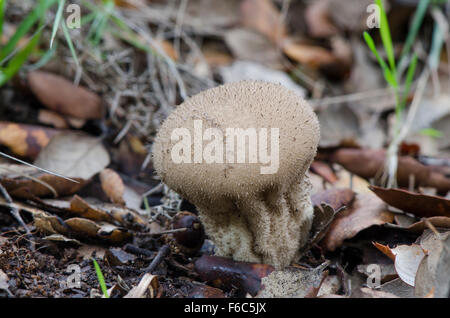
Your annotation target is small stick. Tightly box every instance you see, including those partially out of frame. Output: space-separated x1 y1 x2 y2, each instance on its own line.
124 244 154 257
0 183 34 249
144 244 170 274
135 227 187 237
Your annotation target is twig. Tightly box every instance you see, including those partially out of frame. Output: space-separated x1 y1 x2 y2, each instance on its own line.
0 151 79 183
0 183 34 249
136 227 187 237
144 244 170 274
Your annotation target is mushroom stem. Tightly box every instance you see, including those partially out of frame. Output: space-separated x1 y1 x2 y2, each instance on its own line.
197 174 314 269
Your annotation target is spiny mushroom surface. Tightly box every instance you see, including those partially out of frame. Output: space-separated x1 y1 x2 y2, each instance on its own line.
153 80 320 269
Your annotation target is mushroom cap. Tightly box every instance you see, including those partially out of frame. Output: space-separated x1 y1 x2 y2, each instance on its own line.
153 80 320 201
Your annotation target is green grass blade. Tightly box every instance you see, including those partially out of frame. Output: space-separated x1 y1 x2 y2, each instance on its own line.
92 258 109 298
50 0 65 48
61 18 80 67
0 27 42 86
399 0 429 63
420 128 442 138
400 53 417 109
364 31 397 87
428 20 445 71
27 42 57 71
0 0 56 60
92 0 115 46
376 0 396 73
80 12 96 27
0 0 6 39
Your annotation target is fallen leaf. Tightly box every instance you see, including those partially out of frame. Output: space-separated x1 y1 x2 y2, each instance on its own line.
328 0 373 32
69 195 116 223
0 164 86 199
184 0 241 33
65 217 132 243
124 273 159 298
224 28 283 69
240 0 286 44
321 193 394 251
282 40 338 68
370 186 450 218
305 0 338 38
43 234 81 245
310 161 338 184
373 242 395 261
100 168 125 205
38 110 68 129
378 278 415 298
407 217 450 233
415 231 450 297
0 121 60 159
311 188 355 211
330 148 450 194
316 105 360 148
374 242 426 287
34 132 110 180
194 255 274 297
28 71 103 120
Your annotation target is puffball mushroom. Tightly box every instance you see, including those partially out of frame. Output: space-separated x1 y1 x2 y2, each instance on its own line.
153 80 320 269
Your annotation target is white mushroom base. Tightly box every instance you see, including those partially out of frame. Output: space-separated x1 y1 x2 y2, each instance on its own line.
197 175 314 269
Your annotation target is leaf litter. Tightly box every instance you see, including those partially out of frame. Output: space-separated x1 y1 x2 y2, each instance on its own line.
0 0 450 299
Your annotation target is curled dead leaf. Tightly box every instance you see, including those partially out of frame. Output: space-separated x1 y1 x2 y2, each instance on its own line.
28 71 103 120
370 186 450 218
240 0 286 44
0 122 60 159
330 148 450 194
321 193 394 251
100 168 125 205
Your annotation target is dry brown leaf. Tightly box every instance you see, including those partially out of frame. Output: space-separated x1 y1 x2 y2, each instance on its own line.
321 193 394 251
373 242 396 261
28 71 103 120
69 195 116 223
407 217 450 233
100 168 125 205
305 0 338 38
240 0 287 44
34 132 110 180
330 148 450 194
124 273 159 298
0 166 86 199
69 195 147 230
415 231 450 297
311 188 355 211
37 110 68 129
310 161 338 184
65 217 132 243
0 121 61 159
224 28 283 69
282 40 338 68
370 186 450 218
